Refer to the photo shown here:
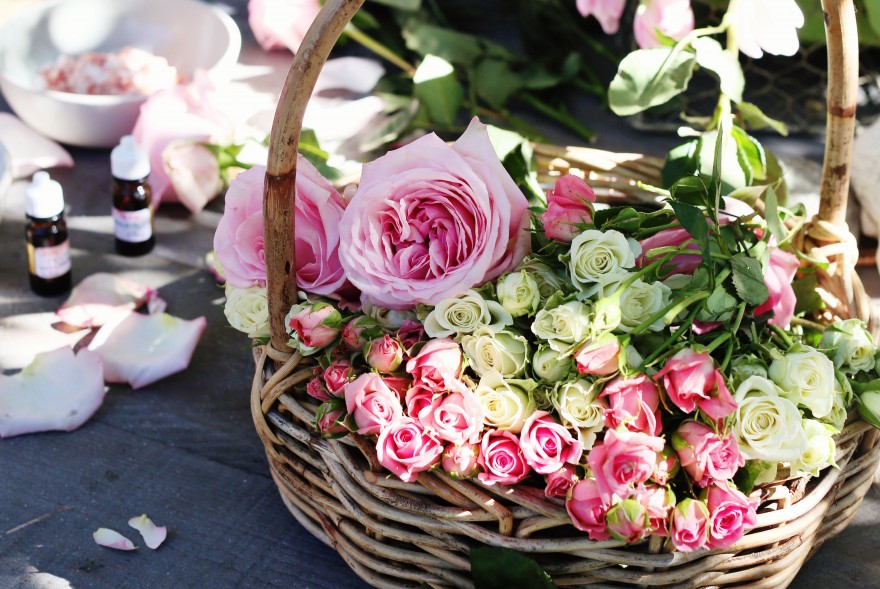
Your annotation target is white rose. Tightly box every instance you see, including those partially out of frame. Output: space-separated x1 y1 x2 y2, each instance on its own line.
496 270 541 317
769 348 836 418
474 370 537 433
822 374 853 431
568 229 641 296
516 258 570 303
461 327 529 378
224 285 270 339
531 300 592 353
617 278 672 333
733 376 807 462
532 346 573 381
820 319 877 375
791 419 838 477
361 299 415 329
553 379 605 435
424 290 512 338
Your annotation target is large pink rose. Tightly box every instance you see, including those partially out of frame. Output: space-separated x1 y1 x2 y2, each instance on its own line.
634 0 695 49
654 349 737 420
638 228 702 275
248 0 322 53
519 411 583 475
344 373 402 436
672 421 744 488
540 175 596 243
576 0 626 34
566 478 611 541
704 481 758 549
213 160 348 296
588 428 665 502
405 338 463 390
376 416 444 482
754 248 799 329
478 430 531 485
601 374 662 436
416 386 485 446
338 118 531 309
669 498 710 552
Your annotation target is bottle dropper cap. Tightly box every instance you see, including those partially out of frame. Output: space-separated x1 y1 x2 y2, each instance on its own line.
111 135 150 181
25 171 64 219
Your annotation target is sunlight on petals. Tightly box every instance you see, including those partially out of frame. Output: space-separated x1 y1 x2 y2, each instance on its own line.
128 514 167 549
57 273 166 329
93 528 137 551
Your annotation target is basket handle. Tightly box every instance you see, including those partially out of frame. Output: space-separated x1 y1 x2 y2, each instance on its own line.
263 0 859 352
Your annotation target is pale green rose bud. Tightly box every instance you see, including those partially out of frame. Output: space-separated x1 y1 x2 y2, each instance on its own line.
224 285 270 339
361 299 415 329
496 270 541 317
791 419 838 477
424 290 513 339
516 258 570 303
591 296 622 334
553 379 605 434
531 385 555 411
532 346 573 381
474 370 537 433
531 300 592 353
820 318 877 375
568 229 641 297
617 278 672 333
461 327 529 378
769 347 836 418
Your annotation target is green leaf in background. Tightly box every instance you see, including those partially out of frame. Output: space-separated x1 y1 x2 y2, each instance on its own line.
298 129 343 181
403 20 511 66
486 125 544 204
668 175 709 207
764 150 789 204
608 47 697 116
358 99 419 153
762 186 786 243
470 546 557 589
731 253 770 306
696 129 748 195
474 59 522 109
368 0 421 10
661 139 699 188
692 37 744 103
734 459 776 494
731 126 767 184
669 200 710 260
865 0 880 38
413 55 464 127
737 102 788 136
792 272 824 315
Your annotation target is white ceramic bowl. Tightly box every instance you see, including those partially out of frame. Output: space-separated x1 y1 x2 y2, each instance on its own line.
0 0 241 148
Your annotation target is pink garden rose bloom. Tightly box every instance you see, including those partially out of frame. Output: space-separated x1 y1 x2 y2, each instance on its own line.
405 384 436 421
441 442 481 479
588 428 665 502
566 478 611 541
382 375 412 402
734 0 804 59
754 248 799 329
365 335 404 373
704 481 758 549
519 411 583 475
654 349 737 420
540 175 596 242
161 140 223 214
673 421 744 487
416 387 484 446
601 374 662 436
638 227 702 275
338 118 531 309
344 373 402 436
576 0 626 35
478 430 531 485
213 161 348 296
605 498 651 543
545 465 578 499
323 359 352 395
376 416 444 483
574 335 620 376
405 338 463 390
670 498 710 552
248 0 322 53
633 484 675 536
634 0 695 49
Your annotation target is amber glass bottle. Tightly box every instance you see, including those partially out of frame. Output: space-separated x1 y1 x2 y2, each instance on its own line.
25 172 71 296
111 135 154 256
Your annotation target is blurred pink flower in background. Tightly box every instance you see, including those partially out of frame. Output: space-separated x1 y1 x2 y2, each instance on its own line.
734 0 804 59
161 140 224 214
576 0 627 35
755 248 799 328
634 0 695 49
248 0 322 53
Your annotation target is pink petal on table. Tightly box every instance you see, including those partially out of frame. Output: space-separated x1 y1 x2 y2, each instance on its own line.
128 514 167 549
88 313 206 390
0 347 105 438
57 273 166 329
93 528 137 551
314 57 385 95
0 113 73 179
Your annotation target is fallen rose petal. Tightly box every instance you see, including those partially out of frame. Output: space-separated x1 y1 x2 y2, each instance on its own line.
314 57 385 95
88 313 206 389
0 348 105 438
128 514 167 549
93 528 137 551
57 273 166 329
0 113 73 179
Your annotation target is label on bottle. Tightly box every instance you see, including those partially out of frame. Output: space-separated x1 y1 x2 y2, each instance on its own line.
27 240 71 279
112 207 153 243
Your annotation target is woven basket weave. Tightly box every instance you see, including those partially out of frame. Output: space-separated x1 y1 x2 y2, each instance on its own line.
251 0 880 587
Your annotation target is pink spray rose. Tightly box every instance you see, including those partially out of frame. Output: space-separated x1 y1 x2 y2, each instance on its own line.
213 160 348 296
382 375 412 402
654 349 737 420
576 0 626 35
605 498 650 543
566 478 611 541
601 374 662 436
638 227 702 275
754 248 799 329
344 373 402 436
634 0 695 49
588 428 665 502
574 334 620 376
416 386 485 446
397 320 426 355
441 442 481 479
633 484 675 536
315 399 348 438
376 416 444 483
161 140 223 214
248 0 322 53
673 421 744 488
307 376 331 402
545 465 578 499
478 430 531 485
341 316 380 351
519 411 583 475
540 175 596 242
406 338 463 390
323 359 352 395
669 498 710 552
365 335 404 373
285 303 342 352
653 445 681 486
338 118 531 309
704 481 758 549
405 384 436 421
734 0 804 59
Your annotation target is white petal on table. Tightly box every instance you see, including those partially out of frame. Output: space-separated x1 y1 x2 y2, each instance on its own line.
128 514 167 549
88 313 206 390
0 347 105 438
56 272 167 329
93 528 137 551
0 113 73 179
313 57 385 95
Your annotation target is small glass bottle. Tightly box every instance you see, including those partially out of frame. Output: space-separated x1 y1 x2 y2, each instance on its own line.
25 172 72 296
111 135 154 256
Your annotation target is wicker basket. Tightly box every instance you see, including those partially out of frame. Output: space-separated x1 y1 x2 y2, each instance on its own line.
251 0 880 587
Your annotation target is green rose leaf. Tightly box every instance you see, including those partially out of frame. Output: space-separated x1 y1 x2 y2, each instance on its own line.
368 0 421 10
661 139 699 188
608 47 697 116
731 253 770 306
413 55 464 127
474 59 523 109
731 126 767 184
692 37 744 103
734 459 776 494
792 272 824 315
763 186 786 243
470 546 557 589
403 20 510 66
696 129 748 195
669 200 710 260
737 101 789 136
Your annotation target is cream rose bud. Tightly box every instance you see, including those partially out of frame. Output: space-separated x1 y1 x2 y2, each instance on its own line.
531 300 592 353
568 229 641 296
496 270 541 317
474 370 537 433
768 348 836 418
791 420 838 477
224 285 270 339
516 259 571 303
532 346 573 381
733 376 807 462
361 300 416 330
729 354 769 386
461 327 529 378
820 319 877 375
553 379 606 435
617 278 672 333
424 290 512 339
